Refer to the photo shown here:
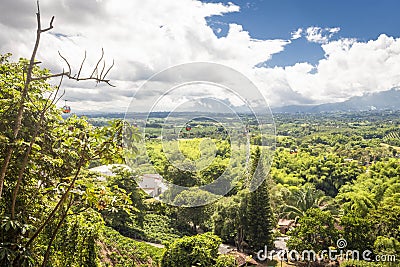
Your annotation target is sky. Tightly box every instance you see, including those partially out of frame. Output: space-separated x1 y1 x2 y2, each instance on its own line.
1 0 400 112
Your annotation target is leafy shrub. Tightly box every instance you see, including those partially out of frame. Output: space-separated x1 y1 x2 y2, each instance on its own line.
50 210 104 267
126 213 190 244
140 214 182 243
161 232 221 267
99 226 165 267
214 254 237 267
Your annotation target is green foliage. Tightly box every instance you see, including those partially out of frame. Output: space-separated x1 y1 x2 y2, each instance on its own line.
271 149 363 197
340 213 374 252
99 226 165 267
244 179 274 250
161 233 221 267
0 216 35 266
100 166 145 238
0 54 141 266
374 236 400 260
281 183 336 219
133 213 182 244
287 208 338 252
141 139 234 188
337 159 400 217
49 210 103 267
369 205 400 241
212 194 243 244
244 147 274 250
214 254 237 267
172 188 218 232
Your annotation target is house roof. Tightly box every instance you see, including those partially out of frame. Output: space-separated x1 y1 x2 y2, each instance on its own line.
278 219 295 226
230 251 258 266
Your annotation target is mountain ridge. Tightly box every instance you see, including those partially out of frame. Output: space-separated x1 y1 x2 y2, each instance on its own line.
272 87 400 113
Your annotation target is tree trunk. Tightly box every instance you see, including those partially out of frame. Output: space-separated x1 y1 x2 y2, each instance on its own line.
0 3 44 199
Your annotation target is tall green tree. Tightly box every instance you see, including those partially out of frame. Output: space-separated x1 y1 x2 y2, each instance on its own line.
287 208 338 253
172 188 217 232
340 212 374 252
211 190 249 245
244 147 274 250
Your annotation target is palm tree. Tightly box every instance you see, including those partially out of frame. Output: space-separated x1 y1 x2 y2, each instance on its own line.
336 183 377 217
281 183 336 219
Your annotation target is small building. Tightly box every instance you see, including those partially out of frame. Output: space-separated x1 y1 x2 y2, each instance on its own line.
89 164 131 181
230 251 258 266
278 219 295 234
89 165 168 198
138 173 168 198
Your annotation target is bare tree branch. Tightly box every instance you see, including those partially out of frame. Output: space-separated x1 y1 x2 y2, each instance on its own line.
77 51 87 78
53 73 66 105
31 72 115 86
103 59 115 81
31 50 115 86
58 51 71 76
99 60 106 80
91 48 104 79
41 16 54 32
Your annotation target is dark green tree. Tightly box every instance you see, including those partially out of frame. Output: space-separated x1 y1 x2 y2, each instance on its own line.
172 188 217 232
211 190 249 244
244 147 274 250
287 208 338 252
340 212 374 252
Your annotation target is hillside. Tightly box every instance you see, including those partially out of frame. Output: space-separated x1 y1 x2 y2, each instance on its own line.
273 87 400 113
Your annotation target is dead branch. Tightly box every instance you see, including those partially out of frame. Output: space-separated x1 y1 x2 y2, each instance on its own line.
77 51 86 78
58 51 71 75
31 49 115 87
41 16 54 32
103 59 115 80
91 48 104 78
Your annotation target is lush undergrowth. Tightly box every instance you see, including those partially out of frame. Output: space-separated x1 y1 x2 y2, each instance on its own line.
98 226 165 267
139 214 185 244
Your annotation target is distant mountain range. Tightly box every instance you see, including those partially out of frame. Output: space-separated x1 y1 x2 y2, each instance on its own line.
75 88 400 116
272 88 400 113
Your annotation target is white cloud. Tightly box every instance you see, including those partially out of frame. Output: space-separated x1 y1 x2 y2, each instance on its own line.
1 1 400 111
305 26 341 44
291 28 303 40
252 34 400 105
0 0 291 112
290 26 340 44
